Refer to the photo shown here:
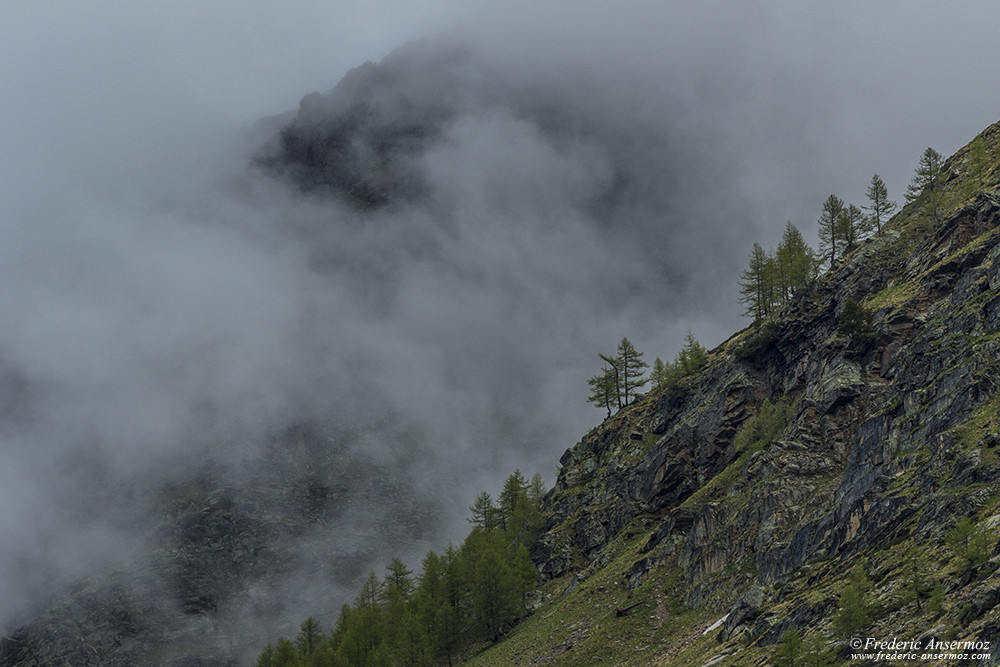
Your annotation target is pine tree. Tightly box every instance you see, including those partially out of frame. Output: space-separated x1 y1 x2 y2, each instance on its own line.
587 363 618 417
773 628 804 667
527 473 545 506
616 337 649 404
497 470 528 532
837 203 866 255
468 492 498 531
964 135 987 197
677 331 708 375
256 643 276 667
296 616 324 655
384 557 415 601
651 357 669 390
462 529 518 642
864 173 897 235
906 147 945 223
774 222 815 302
834 561 872 636
739 242 776 321
818 194 845 266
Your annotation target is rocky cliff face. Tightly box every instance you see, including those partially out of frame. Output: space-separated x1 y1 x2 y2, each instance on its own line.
505 124 1000 664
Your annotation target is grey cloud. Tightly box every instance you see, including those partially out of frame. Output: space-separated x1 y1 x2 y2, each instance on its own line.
2 1 1000 653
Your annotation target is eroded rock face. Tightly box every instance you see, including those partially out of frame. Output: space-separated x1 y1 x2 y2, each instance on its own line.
535 192 1000 636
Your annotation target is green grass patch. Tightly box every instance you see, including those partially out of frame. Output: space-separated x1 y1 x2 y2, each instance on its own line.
459 524 720 667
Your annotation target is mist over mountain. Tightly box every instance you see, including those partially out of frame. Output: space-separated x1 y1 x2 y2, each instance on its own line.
0 31 765 658
4 3 1000 664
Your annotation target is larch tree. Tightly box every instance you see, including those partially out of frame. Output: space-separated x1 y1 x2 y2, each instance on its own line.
587 362 618 417
468 492 498 531
818 194 845 267
774 222 815 302
964 135 987 197
906 147 945 223
837 203 867 255
616 337 649 405
651 357 669 391
864 173 897 235
739 242 774 321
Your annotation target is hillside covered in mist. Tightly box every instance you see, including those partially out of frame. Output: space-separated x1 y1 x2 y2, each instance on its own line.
0 33 777 666
3 10 1000 665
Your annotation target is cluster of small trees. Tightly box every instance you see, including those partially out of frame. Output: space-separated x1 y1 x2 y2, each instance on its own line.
256 471 544 667
650 332 708 392
738 222 818 322
586 337 649 417
587 334 711 415
737 172 903 324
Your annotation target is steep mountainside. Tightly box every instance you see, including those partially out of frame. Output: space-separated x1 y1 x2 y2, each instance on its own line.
463 120 1000 666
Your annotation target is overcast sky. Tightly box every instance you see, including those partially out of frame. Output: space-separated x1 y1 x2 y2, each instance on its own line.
2 0 1000 642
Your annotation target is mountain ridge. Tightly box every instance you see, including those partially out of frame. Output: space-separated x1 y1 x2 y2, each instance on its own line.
463 120 1000 666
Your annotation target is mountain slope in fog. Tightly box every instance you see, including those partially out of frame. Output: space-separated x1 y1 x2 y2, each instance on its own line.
1 34 741 666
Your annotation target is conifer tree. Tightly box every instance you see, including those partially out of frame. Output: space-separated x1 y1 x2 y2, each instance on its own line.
616 337 649 404
834 561 872 636
497 470 528 531
773 222 815 303
818 194 845 266
906 147 945 222
468 492 498 531
295 617 323 655
964 136 987 197
739 242 774 321
383 557 415 601
773 628 804 667
864 173 897 235
677 330 708 375
587 363 618 417
837 203 867 255
256 643 276 667
651 357 669 390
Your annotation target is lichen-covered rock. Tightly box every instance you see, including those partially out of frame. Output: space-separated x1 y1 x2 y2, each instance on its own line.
532 187 1000 658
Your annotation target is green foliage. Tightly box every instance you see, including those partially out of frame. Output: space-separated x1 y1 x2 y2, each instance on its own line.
650 357 669 391
964 135 987 197
900 549 933 612
734 397 793 453
587 338 648 412
772 628 803 667
837 299 876 347
586 360 618 417
834 561 873 637
739 242 775 321
296 617 323 656
740 223 817 323
946 516 990 569
735 320 781 363
776 222 818 297
905 147 945 224
818 194 845 266
865 173 898 235
649 331 710 396
837 203 868 254
469 491 499 531
617 337 649 405
677 331 708 375
774 628 836 667
256 470 546 666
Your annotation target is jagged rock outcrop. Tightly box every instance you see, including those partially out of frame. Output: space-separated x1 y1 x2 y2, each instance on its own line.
530 139 1000 662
